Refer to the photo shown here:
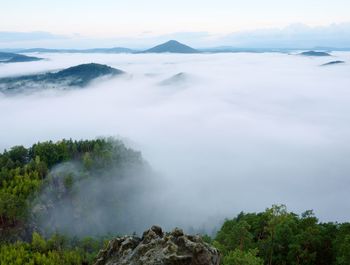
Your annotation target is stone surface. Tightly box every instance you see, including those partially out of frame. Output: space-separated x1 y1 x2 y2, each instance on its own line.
94 226 220 265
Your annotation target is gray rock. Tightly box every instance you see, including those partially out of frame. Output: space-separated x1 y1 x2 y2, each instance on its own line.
94 226 220 265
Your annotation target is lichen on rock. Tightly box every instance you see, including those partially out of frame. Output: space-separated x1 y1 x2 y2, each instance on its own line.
94 226 220 265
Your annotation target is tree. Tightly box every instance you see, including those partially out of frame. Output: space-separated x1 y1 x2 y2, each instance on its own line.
32 232 47 252
334 223 350 265
215 218 254 256
82 152 93 170
7 146 28 166
336 235 350 265
223 249 264 265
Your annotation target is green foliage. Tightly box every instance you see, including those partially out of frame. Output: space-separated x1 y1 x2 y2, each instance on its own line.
32 232 47 252
334 224 350 265
215 205 350 265
82 152 93 170
223 249 264 265
202 234 213 244
0 237 84 265
216 219 253 255
0 138 143 264
336 235 350 265
63 174 74 190
0 232 108 265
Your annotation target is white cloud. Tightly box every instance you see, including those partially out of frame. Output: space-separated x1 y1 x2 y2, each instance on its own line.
0 31 67 42
218 23 350 48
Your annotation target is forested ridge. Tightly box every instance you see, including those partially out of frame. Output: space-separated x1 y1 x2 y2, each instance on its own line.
0 139 350 264
0 138 143 264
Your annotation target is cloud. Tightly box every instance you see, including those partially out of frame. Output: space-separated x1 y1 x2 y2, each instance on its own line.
1 23 350 49
0 31 70 50
219 23 350 48
0 31 67 42
0 52 350 234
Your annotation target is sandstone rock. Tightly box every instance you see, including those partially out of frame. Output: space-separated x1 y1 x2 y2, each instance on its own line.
94 225 220 265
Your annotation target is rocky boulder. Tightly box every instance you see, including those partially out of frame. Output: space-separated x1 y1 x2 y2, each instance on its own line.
94 226 220 265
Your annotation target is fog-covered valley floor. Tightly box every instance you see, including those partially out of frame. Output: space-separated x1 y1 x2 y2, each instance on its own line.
1 52 350 231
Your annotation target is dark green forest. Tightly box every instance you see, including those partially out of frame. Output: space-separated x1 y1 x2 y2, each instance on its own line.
0 139 350 264
208 205 350 265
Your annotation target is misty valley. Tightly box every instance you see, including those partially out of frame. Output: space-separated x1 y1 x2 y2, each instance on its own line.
1 46 350 265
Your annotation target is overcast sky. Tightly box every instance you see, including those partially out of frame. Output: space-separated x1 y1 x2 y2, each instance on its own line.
1 0 350 48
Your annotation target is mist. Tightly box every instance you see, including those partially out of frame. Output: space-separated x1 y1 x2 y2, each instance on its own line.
31 152 166 237
1 52 350 234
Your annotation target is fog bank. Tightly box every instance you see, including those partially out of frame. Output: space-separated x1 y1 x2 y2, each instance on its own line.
1 52 350 229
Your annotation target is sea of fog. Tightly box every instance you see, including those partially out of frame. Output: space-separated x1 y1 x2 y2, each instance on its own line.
1 52 350 231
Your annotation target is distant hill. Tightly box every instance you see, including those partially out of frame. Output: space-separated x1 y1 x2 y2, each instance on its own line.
18 48 62 53
321 60 346 66
19 47 135 54
2 46 350 55
143 40 199 54
0 63 124 93
299 51 331 57
199 47 292 53
0 52 43 63
0 52 18 61
159 72 189 86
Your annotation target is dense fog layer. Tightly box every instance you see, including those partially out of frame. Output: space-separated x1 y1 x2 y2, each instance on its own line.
32 158 165 236
1 52 350 231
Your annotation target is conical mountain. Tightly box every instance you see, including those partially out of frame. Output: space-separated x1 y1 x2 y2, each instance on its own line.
143 40 199 53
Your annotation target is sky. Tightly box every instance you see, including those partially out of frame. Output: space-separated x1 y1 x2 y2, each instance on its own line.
1 0 350 48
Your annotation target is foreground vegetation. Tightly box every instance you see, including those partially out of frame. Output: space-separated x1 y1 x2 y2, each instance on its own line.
211 205 350 265
0 138 142 264
0 139 350 264
0 232 108 265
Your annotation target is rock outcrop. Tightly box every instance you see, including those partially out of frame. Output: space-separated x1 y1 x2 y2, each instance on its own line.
94 226 220 265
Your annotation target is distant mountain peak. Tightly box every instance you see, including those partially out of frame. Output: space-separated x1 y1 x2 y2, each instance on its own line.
143 40 199 54
165 40 182 44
